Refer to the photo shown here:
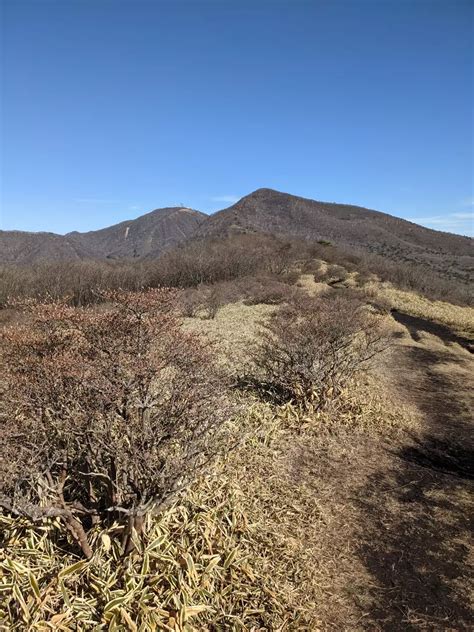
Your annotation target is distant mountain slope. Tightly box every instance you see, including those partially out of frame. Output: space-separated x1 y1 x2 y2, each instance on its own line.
1 190 471 279
197 188 473 281
68 207 206 259
0 231 86 265
0 207 206 264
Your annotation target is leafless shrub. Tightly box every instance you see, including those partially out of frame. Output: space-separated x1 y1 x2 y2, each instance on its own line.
0 308 23 328
301 259 322 274
0 260 150 307
0 289 232 557
240 275 299 306
202 285 226 319
1 232 470 308
178 283 230 319
0 234 307 308
355 269 375 286
151 234 284 288
248 294 390 411
352 253 472 305
179 287 205 317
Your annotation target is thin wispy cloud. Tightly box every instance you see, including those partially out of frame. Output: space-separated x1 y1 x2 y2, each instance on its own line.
409 211 474 236
211 195 239 204
451 212 473 220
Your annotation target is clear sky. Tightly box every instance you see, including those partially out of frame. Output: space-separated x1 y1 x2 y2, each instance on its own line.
1 0 473 235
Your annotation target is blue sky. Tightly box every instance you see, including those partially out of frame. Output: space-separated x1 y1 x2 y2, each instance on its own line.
1 0 473 235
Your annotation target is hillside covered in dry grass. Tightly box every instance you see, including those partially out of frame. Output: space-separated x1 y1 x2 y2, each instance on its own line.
0 234 473 631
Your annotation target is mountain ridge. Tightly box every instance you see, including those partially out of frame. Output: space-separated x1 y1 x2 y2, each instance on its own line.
0 206 206 264
194 188 472 281
0 190 471 275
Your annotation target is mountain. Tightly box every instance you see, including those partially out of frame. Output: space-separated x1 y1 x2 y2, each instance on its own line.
0 207 206 265
0 231 86 265
197 188 473 281
0 190 472 280
67 207 206 260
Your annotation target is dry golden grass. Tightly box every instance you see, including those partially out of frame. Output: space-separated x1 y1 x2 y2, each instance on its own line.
183 302 276 370
0 455 287 630
295 273 329 296
180 301 424 629
367 282 474 339
0 389 404 631
220 375 421 630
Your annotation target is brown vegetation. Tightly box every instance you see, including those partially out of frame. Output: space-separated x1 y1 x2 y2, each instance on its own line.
309 241 472 305
247 293 390 410
0 219 472 628
0 234 305 308
0 282 473 629
1 228 471 317
0 290 231 559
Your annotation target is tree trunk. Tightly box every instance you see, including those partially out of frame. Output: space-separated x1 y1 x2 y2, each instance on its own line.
122 512 145 556
64 512 93 559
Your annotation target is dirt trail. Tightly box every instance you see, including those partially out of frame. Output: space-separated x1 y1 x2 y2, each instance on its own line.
354 320 474 630
391 309 474 354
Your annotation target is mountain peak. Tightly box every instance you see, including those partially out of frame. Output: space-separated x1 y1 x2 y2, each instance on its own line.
0 205 206 264
246 187 279 196
0 191 471 272
239 188 283 202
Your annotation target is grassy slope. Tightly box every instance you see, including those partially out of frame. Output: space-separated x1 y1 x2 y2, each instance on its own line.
1 274 473 630
376 284 474 339
183 282 474 629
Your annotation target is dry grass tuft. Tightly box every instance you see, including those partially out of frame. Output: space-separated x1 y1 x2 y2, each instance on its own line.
0 455 287 631
183 302 276 370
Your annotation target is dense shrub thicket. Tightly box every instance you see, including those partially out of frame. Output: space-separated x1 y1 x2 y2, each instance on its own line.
0 290 231 558
0 234 309 307
0 232 470 312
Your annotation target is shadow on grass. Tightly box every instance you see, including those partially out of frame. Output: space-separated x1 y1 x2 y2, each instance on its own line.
355 343 474 630
233 374 292 406
391 309 473 353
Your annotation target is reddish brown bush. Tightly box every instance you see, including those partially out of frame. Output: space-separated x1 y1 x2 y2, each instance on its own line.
0 289 231 557
179 286 205 317
151 234 282 288
249 294 390 411
178 284 229 319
